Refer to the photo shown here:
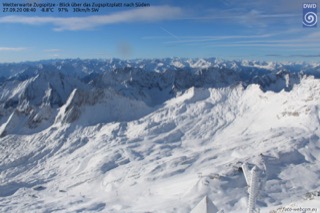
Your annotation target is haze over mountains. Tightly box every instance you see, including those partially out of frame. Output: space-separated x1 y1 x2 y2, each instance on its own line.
0 58 319 212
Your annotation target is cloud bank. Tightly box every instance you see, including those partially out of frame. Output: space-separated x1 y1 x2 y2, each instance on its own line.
0 47 26 51
0 6 182 31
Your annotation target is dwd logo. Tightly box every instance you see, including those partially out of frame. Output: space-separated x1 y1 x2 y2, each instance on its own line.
303 3 317 27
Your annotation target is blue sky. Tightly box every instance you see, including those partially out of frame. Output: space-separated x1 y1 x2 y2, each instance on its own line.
0 0 319 62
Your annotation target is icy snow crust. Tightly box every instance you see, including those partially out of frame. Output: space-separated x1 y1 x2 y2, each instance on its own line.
0 58 319 212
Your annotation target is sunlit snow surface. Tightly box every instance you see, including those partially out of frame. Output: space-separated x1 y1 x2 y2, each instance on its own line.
0 59 319 212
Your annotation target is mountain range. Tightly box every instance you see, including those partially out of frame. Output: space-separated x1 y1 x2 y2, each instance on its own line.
0 58 319 212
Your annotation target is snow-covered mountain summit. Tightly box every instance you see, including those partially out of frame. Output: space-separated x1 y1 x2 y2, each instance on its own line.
0 58 319 212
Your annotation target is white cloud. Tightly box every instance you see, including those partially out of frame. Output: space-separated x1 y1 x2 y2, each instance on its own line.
162 34 274 44
219 0 305 14
160 27 180 40
185 10 299 28
0 47 26 51
207 43 320 47
0 6 182 31
44 49 62 52
50 54 60 58
144 28 317 51
185 0 302 29
305 32 320 42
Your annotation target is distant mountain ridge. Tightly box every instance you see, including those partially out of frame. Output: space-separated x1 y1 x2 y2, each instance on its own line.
0 58 319 136
1 58 319 79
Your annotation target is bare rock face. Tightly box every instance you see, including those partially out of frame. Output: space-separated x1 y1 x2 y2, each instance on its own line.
56 88 104 124
55 89 84 124
0 110 24 137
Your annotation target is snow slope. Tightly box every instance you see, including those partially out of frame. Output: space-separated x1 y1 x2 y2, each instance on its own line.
0 59 319 212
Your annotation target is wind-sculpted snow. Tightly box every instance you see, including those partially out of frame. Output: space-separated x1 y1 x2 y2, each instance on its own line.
0 59 319 212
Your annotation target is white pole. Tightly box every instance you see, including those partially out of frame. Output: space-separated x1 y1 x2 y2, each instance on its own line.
247 166 258 213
